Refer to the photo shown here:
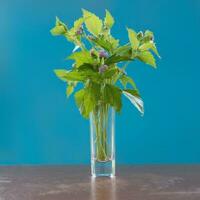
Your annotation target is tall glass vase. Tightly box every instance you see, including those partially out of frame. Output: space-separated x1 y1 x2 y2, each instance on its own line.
90 103 115 177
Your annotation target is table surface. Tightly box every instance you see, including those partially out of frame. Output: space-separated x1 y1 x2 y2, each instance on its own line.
0 165 200 200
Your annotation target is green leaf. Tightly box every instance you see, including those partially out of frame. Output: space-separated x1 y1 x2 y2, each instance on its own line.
137 31 143 40
66 85 74 97
151 43 161 58
75 89 88 118
139 42 154 51
54 70 84 81
50 26 66 36
108 36 119 49
113 44 134 59
75 84 100 118
104 10 114 28
114 45 132 55
77 63 94 72
66 81 77 97
84 84 100 117
68 51 93 67
105 54 132 65
90 37 113 52
141 30 154 43
64 71 88 81
74 17 84 29
139 41 161 58
127 28 139 50
82 9 103 36
103 84 122 112
50 17 67 36
102 68 119 79
145 30 154 39
55 69 101 82
119 75 137 89
74 89 85 108
54 69 70 81
124 89 140 97
123 89 144 115
137 51 156 68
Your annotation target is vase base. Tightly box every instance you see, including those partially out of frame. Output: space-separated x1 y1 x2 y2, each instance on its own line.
91 159 115 177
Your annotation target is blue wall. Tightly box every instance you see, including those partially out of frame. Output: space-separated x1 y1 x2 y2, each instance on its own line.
0 0 200 164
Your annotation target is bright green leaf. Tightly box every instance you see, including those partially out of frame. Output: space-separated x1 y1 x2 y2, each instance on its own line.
74 17 84 29
66 85 74 97
141 30 154 43
108 36 119 49
105 54 132 65
119 75 137 89
82 9 103 36
127 28 139 50
151 43 161 58
75 83 100 118
137 31 143 40
54 69 69 81
54 70 85 82
75 89 88 117
139 42 154 51
145 30 154 39
66 81 77 97
68 51 93 67
50 17 67 36
103 84 122 112
74 89 85 108
50 26 66 36
77 63 95 72
104 10 114 28
54 69 101 82
137 51 156 68
114 45 132 55
88 36 113 52
139 41 161 58
102 68 119 79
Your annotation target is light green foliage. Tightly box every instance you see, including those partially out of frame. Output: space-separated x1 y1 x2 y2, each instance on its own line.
119 75 137 90
139 41 160 58
50 17 67 36
54 69 101 83
66 81 77 97
87 36 113 52
54 69 70 81
68 51 93 67
139 41 154 51
137 51 156 68
75 83 100 118
51 9 161 118
104 10 114 28
82 9 103 36
151 44 160 58
74 17 84 29
102 84 122 112
127 28 139 50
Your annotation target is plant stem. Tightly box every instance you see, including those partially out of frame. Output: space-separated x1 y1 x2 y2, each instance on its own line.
93 103 109 161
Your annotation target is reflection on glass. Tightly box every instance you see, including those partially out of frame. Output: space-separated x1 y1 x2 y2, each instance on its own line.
90 176 116 200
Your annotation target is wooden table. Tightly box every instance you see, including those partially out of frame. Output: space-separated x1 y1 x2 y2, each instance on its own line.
0 165 200 200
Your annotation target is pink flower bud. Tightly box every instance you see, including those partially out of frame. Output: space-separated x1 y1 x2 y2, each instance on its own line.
99 65 108 73
99 50 109 58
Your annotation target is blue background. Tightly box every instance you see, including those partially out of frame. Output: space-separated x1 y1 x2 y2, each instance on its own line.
0 0 200 165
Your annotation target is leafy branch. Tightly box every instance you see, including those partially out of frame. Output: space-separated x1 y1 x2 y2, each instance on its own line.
51 9 160 118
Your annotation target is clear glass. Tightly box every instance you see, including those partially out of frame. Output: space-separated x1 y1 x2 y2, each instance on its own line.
90 103 115 177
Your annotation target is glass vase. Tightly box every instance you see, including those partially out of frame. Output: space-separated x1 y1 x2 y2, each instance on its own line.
90 103 115 177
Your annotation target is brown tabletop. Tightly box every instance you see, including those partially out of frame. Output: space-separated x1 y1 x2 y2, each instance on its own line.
0 165 200 200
